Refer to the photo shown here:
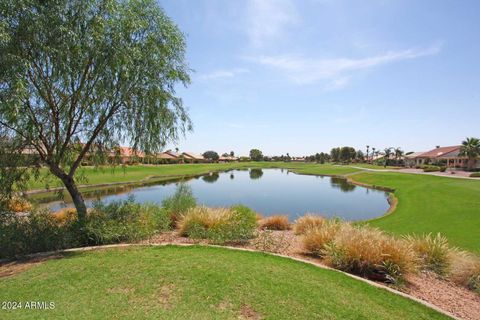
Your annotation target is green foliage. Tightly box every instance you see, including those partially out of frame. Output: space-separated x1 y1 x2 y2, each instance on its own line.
161 183 196 222
249 149 263 161
0 210 79 258
86 198 170 245
460 137 480 170
0 0 192 224
422 165 441 172
202 150 219 161
470 172 480 178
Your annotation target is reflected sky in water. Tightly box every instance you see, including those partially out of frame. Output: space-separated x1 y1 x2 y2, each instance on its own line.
49 169 389 220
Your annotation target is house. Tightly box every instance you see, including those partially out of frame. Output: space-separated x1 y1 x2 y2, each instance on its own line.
218 155 238 162
406 145 480 169
404 152 427 167
109 147 145 164
292 156 306 162
156 150 180 163
181 152 205 163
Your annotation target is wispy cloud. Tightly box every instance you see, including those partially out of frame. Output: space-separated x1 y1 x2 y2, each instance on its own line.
249 42 442 86
246 0 298 47
199 68 249 80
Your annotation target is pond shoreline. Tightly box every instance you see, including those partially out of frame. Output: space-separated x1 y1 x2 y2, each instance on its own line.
26 168 393 221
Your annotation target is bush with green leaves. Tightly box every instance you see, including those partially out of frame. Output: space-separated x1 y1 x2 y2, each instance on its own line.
470 172 480 178
178 205 257 244
161 183 197 224
86 198 170 245
0 210 78 259
422 165 441 172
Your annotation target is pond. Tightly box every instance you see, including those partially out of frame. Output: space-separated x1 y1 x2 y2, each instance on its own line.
45 168 390 221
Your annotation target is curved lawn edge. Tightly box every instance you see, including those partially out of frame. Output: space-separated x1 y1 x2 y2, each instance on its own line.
2 242 458 320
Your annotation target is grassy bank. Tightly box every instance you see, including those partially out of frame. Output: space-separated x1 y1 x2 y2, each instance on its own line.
350 172 480 252
0 246 449 319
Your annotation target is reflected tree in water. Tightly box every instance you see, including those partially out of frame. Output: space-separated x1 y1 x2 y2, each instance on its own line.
202 172 220 183
249 169 264 180
330 177 356 192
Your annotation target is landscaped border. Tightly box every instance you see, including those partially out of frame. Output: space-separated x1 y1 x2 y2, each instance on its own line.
0 242 459 320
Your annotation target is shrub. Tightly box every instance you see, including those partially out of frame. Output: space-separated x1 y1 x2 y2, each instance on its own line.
259 215 290 230
178 205 257 243
405 233 451 276
293 215 325 235
6 196 32 212
448 250 480 293
322 224 416 283
302 220 341 256
422 165 441 172
0 210 78 258
52 208 78 226
439 166 447 172
161 183 197 224
86 199 170 245
470 172 480 178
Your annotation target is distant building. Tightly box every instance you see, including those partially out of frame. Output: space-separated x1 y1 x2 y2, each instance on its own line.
181 152 206 163
404 145 479 169
218 156 238 162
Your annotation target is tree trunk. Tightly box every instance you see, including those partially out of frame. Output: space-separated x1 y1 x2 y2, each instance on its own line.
61 175 87 227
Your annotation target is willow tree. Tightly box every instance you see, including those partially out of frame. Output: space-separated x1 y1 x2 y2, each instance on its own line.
0 0 192 226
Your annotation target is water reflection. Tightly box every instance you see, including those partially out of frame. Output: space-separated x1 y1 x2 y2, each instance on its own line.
202 172 220 183
330 177 356 192
249 168 263 180
39 169 389 220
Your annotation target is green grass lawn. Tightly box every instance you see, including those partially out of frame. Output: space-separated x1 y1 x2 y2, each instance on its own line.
344 163 402 170
351 172 480 252
0 246 448 320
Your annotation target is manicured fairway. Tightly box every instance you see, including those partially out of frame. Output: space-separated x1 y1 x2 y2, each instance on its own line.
0 246 448 320
351 172 480 252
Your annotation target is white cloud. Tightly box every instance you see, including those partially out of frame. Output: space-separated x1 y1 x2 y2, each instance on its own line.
249 42 442 85
199 68 250 80
246 0 298 47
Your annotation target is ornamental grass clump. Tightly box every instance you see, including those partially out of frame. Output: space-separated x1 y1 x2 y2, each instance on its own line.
259 215 290 230
161 183 197 225
302 220 341 256
323 225 417 283
448 250 480 293
405 233 451 276
177 205 257 243
293 215 326 235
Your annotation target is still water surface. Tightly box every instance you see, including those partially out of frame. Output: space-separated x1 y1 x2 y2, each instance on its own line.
49 169 390 220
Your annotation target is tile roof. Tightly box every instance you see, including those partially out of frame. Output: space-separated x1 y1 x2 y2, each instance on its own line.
418 146 461 158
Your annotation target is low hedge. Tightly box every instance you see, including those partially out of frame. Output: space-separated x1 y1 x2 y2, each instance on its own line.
470 172 480 178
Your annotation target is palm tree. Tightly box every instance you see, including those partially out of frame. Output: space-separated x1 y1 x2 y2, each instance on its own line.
459 137 480 170
371 147 376 163
384 147 393 168
366 145 370 163
394 147 404 165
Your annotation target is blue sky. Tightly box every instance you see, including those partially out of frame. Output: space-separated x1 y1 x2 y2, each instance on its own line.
160 0 480 156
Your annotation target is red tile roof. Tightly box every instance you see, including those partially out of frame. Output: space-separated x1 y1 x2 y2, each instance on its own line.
419 146 460 158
